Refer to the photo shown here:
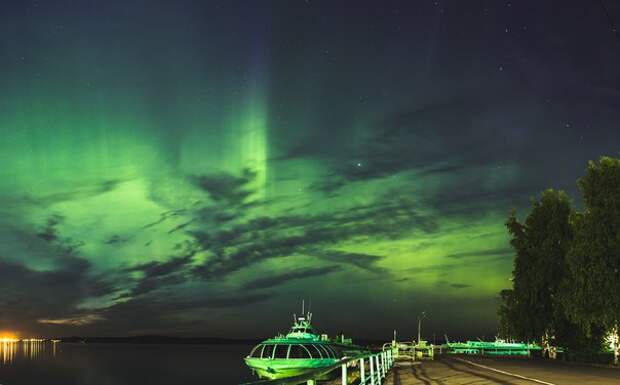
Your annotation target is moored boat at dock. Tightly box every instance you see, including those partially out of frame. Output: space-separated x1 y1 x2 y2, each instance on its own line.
244 306 369 380
444 337 542 356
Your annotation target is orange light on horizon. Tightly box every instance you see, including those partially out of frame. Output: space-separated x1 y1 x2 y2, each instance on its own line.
0 331 19 343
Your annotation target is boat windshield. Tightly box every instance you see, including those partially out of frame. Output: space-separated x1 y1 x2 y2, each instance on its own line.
317 344 334 358
288 344 312 359
305 344 324 358
273 345 289 359
262 344 274 359
249 344 263 358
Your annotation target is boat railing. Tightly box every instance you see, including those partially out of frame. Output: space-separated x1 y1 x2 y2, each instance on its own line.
240 349 394 385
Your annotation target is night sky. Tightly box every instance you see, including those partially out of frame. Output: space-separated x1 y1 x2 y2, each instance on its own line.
1 0 619 341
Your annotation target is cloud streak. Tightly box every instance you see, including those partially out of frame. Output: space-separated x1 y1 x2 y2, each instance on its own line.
241 265 341 290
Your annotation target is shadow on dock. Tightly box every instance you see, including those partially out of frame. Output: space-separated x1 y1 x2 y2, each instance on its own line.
387 358 527 385
437 358 517 385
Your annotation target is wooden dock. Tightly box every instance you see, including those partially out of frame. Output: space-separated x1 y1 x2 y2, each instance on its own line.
382 356 620 385
244 350 620 385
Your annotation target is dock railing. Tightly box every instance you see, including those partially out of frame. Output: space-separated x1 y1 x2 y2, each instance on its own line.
240 349 393 385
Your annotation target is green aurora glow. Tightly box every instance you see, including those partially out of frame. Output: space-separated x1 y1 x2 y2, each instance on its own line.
1 1 619 339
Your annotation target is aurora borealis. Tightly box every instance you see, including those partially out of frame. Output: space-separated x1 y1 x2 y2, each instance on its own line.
1 0 619 340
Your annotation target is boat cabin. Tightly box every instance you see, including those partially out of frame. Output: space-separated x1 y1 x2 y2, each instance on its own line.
248 343 343 360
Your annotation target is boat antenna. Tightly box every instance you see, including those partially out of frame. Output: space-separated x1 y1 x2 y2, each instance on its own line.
302 299 305 315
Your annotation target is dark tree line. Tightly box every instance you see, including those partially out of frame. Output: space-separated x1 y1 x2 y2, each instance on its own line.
499 157 620 365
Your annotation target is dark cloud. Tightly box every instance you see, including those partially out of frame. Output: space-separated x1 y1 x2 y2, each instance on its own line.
407 263 462 275
1 180 122 209
104 234 128 244
346 100 486 180
123 252 195 297
0 215 123 334
36 214 64 242
94 292 272 335
421 174 539 218
408 254 509 277
308 99 490 192
308 85 620 222
190 193 437 278
468 232 504 240
307 250 387 274
442 248 512 260
142 210 187 230
190 168 256 207
435 280 472 289
130 253 194 279
450 283 472 289
241 265 341 290
0 258 115 334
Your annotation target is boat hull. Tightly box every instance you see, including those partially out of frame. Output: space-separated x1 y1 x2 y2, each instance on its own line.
244 357 339 380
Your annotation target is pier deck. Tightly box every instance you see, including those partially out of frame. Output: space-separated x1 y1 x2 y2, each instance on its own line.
382 356 620 385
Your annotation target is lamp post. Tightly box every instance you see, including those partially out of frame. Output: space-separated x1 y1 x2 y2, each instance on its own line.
417 311 426 344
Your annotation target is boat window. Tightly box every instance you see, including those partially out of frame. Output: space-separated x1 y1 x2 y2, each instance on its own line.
330 346 344 358
317 345 333 358
326 345 339 358
249 344 264 358
288 344 311 359
273 345 289 359
261 344 274 359
308 344 324 359
322 345 334 357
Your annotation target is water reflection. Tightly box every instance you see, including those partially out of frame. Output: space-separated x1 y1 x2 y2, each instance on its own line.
0 340 52 364
0 343 254 385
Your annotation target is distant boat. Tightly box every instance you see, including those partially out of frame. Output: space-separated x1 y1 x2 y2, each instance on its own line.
244 306 369 380
444 335 541 356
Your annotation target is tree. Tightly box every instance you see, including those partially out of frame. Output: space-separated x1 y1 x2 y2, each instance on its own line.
499 189 574 353
563 157 620 365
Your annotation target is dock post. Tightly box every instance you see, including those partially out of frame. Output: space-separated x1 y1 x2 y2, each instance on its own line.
359 357 365 383
369 353 375 385
341 363 347 385
375 354 382 379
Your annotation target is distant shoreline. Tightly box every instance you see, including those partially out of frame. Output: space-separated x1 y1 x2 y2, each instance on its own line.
54 336 388 346
56 336 261 345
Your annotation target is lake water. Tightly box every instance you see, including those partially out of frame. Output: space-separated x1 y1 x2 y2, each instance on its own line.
0 342 256 385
